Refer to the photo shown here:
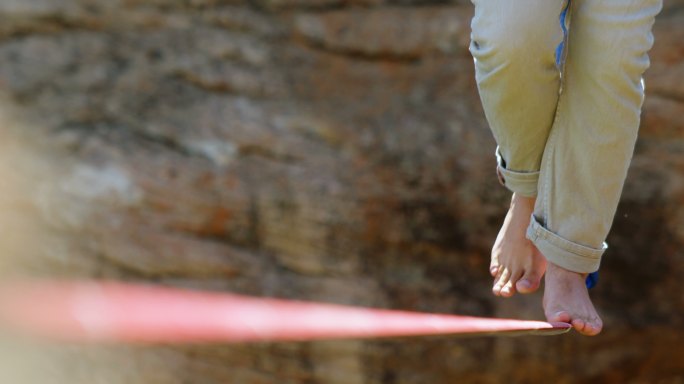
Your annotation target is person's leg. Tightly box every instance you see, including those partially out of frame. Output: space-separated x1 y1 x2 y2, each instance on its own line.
469 0 567 296
529 0 663 335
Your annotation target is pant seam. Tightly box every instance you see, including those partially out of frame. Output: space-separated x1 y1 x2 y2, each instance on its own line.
542 0 572 230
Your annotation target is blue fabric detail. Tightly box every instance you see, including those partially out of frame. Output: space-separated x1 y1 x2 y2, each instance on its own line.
555 0 571 69
585 271 599 289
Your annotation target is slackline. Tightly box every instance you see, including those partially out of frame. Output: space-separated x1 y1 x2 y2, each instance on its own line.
0 280 571 343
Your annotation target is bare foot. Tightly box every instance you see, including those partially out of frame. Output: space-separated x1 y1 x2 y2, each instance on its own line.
544 262 603 336
491 193 547 297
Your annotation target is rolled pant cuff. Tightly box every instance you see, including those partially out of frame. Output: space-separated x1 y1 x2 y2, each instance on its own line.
526 214 606 273
495 147 539 197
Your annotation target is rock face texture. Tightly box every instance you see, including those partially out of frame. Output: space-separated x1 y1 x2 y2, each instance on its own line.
0 1 683 383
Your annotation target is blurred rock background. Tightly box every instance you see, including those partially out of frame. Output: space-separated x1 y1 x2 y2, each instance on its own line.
0 0 682 383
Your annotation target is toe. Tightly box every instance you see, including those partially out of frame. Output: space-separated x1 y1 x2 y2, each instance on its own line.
583 325 601 336
500 278 517 297
546 310 571 324
501 269 523 298
572 317 603 336
490 265 499 277
492 268 510 296
516 272 542 294
490 255 500 277
587 325 602 336
571 318 586 333
583 317 603 336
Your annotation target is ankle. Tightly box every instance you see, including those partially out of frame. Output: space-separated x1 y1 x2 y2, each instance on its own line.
547 262 588 280
510 193 536 212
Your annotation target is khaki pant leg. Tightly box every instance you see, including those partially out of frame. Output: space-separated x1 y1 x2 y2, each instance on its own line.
527 0 664 273
469 0 568 197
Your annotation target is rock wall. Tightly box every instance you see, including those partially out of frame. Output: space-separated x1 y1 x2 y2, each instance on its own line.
0 1 683 383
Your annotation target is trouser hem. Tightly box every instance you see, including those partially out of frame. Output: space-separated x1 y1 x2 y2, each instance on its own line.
526 214 606 273
495 146 539 197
